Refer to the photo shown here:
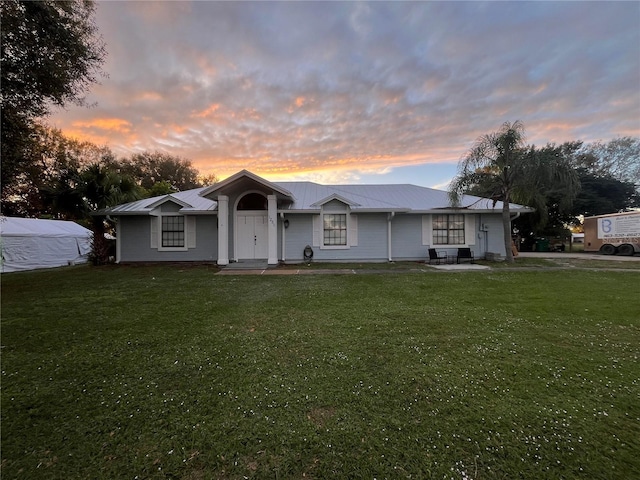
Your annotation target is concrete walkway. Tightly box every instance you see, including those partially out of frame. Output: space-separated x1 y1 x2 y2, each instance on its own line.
217 268 358 275
426 264 490 271
216 264 490 275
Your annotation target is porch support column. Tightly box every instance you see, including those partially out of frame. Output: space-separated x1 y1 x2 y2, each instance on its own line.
217 195 229 266
267 194 278 265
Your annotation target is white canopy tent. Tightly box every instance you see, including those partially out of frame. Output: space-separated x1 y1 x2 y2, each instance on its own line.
0 217 92 273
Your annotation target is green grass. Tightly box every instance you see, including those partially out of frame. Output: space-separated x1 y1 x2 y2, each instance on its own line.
2 265 639 479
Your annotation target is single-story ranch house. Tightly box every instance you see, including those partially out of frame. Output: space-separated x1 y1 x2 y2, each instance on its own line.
102 169 532 265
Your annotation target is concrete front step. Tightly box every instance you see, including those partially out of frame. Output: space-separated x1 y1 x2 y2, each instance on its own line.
222 260 270 270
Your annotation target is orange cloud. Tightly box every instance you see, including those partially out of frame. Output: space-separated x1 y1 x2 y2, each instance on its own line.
233 108 262 122
192 103 221 119
62 128 112 146
161 123 190 136
287 96 318 114
72 118 133 134
57 117 138 151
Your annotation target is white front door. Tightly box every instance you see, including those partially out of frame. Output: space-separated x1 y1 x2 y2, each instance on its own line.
237 213 268 259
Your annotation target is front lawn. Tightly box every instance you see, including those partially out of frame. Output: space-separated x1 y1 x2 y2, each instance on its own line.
2 265 639 479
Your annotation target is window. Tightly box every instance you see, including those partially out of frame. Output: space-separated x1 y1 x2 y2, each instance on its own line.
237 192 267 210
323 213 347 246
162 216 185 247
151 215 195 250
433 214 465 245
313 212 357 249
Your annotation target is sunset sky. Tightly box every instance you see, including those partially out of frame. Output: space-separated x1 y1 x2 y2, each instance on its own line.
49 1 640 188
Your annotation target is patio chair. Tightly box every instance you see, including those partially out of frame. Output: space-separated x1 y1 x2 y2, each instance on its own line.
428 248 447 265
456 247 474 264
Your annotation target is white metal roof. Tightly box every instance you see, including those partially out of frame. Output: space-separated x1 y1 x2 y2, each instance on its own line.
101 172 532 215
278 182 521 212
102 187 214 215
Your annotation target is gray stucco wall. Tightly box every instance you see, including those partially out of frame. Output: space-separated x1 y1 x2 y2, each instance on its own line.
390 214 426 260
354 214 389 259
118 215 218 262
478 214 507 256
282 213 389 262
282 212 506 263
117 210 507 263
283 213 405 262
281 214 312 262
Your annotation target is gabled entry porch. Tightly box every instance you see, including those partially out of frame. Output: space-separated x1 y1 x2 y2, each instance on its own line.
199 170 294 266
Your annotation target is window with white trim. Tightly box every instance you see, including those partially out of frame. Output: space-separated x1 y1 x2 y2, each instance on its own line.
313 212 358 249
150 212 196 251
433 214 465 245
162 216 185 247
323 213 347 246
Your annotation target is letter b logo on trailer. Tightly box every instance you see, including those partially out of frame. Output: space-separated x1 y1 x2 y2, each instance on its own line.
598 214 640 239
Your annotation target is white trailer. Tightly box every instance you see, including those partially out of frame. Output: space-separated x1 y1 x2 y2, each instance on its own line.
583 211 640 255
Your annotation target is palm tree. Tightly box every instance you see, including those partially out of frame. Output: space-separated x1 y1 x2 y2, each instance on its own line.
449 121 579 263
81 163 141 212
81 163 142 264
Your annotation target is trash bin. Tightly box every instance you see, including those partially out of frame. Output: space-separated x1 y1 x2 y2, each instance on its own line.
535 238 550 252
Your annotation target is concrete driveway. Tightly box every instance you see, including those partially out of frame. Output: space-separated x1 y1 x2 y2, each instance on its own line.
517 252 640 262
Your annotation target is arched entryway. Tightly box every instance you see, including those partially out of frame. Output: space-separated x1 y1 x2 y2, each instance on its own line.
235 192 268 259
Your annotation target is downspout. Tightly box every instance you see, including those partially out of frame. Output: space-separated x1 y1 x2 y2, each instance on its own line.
280 212 286 263
479 213 486 258
387 212 395 261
